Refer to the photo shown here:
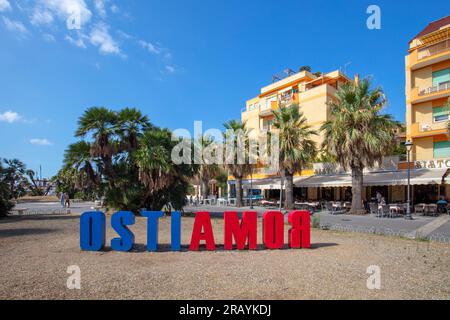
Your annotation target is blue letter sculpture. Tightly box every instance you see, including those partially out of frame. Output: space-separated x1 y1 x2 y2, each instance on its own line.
80 212 106 251
111 211 135 251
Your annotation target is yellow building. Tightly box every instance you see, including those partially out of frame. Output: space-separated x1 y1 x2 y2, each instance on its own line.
406 15 450 161
226 18 450 206
242 69 351 150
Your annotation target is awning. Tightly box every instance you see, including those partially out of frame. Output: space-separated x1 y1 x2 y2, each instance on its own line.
294 169 448 188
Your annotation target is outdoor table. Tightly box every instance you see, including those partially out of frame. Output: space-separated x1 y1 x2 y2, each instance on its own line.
227 198 236 206
217 198 227 206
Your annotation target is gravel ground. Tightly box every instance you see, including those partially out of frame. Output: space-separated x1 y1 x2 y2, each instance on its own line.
0 214 449 300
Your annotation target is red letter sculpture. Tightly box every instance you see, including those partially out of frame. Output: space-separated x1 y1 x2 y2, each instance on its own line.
189 212 216 251
224 211 257 250
262 211 284 249
288 210 310 249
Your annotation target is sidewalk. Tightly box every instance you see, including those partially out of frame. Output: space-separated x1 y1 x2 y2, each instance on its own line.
184 205 450 243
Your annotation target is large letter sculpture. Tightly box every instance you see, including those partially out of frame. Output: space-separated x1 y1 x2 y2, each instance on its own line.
224 211 257 250
111 211 135 252
189 212 216 251
80 211 106 251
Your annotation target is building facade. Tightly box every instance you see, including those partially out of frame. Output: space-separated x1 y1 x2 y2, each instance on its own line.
226 15 450 206
406 15 450 161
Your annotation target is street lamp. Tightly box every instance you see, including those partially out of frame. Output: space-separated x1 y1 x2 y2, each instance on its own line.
249 168 254 209
405 140 414 220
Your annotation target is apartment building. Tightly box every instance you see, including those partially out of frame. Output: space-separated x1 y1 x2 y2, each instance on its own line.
406 15 450 161
242 69 351 149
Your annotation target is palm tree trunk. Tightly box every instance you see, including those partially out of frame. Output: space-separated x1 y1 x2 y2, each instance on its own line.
235 177 243 207
284 170 294 210
201 179 209 200
351 167 365 214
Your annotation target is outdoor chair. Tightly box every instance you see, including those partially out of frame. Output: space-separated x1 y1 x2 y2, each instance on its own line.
414 204 425 215
425 204 438 217
325 202 334 213
369 203 378 216
379 205 390 218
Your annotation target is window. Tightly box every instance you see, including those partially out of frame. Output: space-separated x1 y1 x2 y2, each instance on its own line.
432 106 449 122
432 68 450 87
433 141 450 159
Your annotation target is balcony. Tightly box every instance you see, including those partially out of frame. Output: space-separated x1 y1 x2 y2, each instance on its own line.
410 38 450 70
410 82 450 103
259 101 278 117
410 121 448 138
418 39 450 60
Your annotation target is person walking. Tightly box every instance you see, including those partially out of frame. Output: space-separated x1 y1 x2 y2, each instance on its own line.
60 193 65 208
64 193 70 208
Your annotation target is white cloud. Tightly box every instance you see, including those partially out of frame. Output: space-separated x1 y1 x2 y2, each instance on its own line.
31 8 54 25
65 34 86 48
30 138 53 146
89 23 122 56
110 4 119 14
0 0 11 12
42 33 56 42
117 29 131 40
94 0 107 18
0 111 21 123
36 0 92 27
165 65 176 74
139 40 161 55
2 17 28 35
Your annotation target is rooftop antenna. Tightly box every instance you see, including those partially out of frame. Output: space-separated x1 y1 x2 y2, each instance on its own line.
341 61 352 75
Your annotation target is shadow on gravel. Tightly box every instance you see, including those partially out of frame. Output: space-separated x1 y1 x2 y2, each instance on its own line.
0 215 79 224
0 228 59 238
97 242 339 253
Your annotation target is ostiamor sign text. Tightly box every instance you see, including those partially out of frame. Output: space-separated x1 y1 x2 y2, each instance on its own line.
80 211 311 251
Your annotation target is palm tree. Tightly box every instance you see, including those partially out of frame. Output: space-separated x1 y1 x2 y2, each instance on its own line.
195 135 221 201
116 107 152 152
444 98 450 133
75 107 118 180
321 78 400 214
223 120 253 207
272 104 317 210
63 141 98 189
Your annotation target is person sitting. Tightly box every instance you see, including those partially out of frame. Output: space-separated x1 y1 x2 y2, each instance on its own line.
437 196 448 214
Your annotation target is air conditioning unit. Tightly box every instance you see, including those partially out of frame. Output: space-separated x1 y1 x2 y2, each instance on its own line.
421 123 431 132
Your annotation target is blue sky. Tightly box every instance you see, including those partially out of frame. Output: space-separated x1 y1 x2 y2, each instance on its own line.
0 0 448 177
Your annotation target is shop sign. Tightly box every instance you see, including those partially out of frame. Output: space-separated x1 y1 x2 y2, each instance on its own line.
415 159 450 169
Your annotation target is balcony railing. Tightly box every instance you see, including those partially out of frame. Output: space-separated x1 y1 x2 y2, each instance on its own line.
418 82 450 96
417 39 450 60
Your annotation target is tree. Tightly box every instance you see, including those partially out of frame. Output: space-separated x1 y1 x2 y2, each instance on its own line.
195 135 221 201
321 78 400 214
272 104 317 209
65 107 196 213
75 107 118 182
2 159 28 199
223 120 253 207
0 161 14 217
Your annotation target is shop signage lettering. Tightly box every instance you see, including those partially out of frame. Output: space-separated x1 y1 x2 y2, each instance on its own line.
80 211 310 252
415 159 450 169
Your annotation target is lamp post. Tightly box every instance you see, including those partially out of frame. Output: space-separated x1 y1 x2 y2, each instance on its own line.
249 169 254 209
279 175 284 211
405 141 414 220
